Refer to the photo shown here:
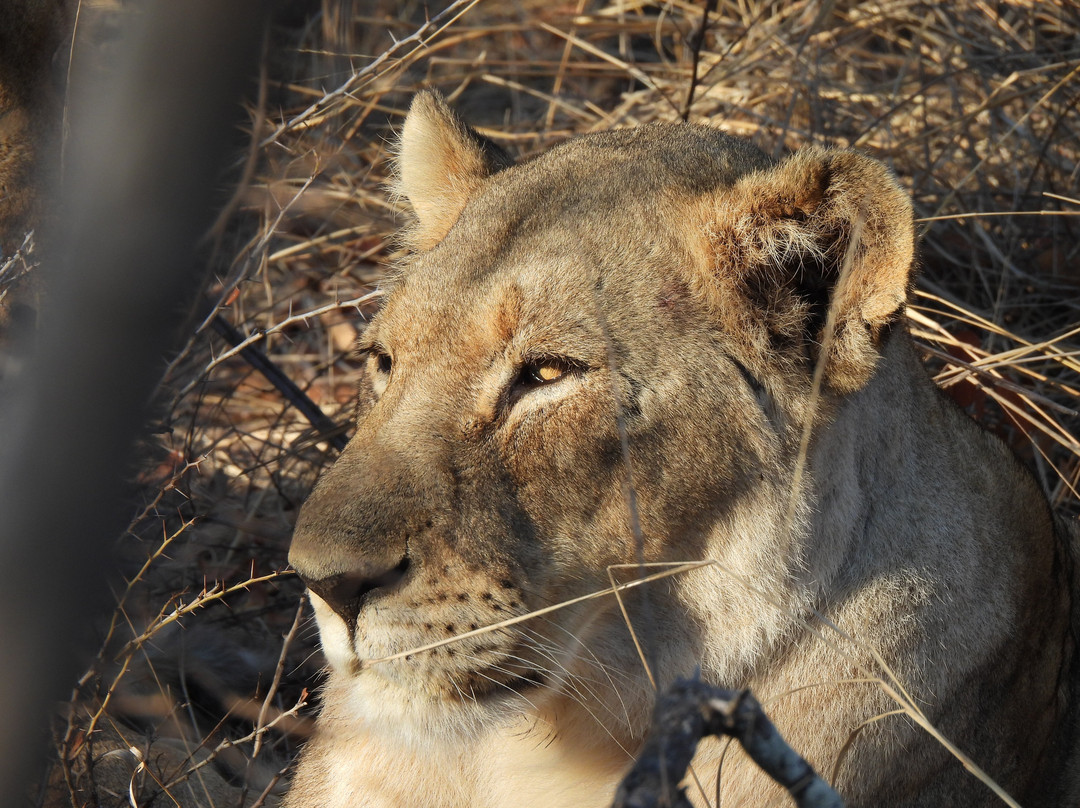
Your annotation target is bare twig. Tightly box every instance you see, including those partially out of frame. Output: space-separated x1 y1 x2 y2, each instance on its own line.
681 0 719 121
612 677 844 808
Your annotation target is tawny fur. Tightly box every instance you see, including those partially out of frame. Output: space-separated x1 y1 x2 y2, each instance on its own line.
286 90 1080 808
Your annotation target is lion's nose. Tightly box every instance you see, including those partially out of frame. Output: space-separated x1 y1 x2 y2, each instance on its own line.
299 557 410 626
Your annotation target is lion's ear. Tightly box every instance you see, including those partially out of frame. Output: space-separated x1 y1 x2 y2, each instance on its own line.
397 90 513 249
706 147 915 394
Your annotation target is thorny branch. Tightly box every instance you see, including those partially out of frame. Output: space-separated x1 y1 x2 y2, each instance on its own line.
179 290 381 399
258 0 484 145
113 570 291 662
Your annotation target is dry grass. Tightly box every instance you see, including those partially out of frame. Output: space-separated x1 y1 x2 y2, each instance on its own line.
35 0 1079 805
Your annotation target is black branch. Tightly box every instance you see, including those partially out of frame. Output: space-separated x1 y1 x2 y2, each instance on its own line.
613 678 845 808
211 314 349 452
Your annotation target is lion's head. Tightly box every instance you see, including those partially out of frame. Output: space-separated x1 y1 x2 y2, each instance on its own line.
288 91 915 754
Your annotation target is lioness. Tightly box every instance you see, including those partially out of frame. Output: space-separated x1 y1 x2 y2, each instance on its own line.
286 91 1080 807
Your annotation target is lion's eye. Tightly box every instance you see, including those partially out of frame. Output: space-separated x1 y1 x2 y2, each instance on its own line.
516 359 575 389
533 363 565 383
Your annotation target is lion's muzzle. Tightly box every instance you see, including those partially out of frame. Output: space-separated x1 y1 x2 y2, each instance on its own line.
288 436 431 632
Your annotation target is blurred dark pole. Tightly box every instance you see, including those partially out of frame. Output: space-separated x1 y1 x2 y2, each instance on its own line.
0 2 268 803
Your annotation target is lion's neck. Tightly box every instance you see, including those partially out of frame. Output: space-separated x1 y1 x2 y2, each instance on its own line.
682 331 1079 806
804 330 1015 586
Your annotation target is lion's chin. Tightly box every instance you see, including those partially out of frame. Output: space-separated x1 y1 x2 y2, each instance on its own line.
355 658 548 708
318 661 552 743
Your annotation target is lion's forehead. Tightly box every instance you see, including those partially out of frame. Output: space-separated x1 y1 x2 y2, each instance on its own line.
374 246 632 362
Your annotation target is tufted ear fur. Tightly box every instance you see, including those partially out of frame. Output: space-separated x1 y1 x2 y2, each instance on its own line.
702 146 915 394
396 90 514 250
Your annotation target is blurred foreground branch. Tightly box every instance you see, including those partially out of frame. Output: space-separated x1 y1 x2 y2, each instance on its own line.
0 2 267 804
